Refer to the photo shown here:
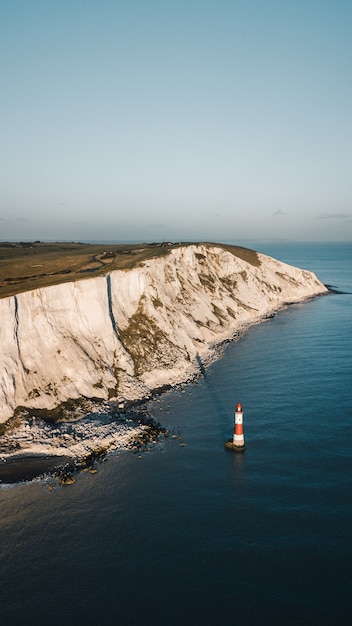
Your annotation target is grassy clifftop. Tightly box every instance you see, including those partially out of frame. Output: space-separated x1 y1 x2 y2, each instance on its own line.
0 241 259 299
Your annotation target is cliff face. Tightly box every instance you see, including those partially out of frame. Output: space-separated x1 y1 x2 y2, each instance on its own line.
0 244 327 423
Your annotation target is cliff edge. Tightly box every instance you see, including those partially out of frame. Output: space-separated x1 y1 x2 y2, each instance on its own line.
0 244 328 423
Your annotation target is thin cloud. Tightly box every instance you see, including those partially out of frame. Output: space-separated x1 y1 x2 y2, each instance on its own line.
318 212 351 219
273 209 286 216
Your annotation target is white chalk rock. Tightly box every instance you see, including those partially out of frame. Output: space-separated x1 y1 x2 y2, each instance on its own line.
0 245 327 423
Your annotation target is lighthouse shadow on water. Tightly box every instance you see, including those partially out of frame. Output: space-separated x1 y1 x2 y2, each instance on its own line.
196 353 245 451
225 403 245 451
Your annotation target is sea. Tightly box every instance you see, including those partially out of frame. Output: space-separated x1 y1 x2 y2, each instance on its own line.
0 241 351 626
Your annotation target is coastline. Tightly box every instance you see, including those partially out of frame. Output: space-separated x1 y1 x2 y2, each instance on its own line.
0 293 329 486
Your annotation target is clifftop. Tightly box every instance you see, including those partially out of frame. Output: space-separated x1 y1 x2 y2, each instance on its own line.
0 240 259 299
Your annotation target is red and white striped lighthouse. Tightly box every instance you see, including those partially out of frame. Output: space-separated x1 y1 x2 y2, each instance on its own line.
233 402 245 448
225 402 246 451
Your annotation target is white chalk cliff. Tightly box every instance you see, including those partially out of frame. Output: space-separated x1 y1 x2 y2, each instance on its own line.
0 244 328 424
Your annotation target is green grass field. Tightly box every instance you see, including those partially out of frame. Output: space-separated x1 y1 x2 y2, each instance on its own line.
0 241 259 299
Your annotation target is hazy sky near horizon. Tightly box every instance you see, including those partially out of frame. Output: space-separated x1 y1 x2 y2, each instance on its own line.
1 0 351 243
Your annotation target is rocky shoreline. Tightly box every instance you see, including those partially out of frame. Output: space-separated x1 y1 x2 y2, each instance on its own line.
0 400 170 486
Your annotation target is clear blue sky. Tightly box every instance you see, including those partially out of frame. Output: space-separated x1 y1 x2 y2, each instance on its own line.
1 0 351 242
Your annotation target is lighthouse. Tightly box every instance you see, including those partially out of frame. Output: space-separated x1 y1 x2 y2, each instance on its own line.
233 402 245 447
225 402 245 451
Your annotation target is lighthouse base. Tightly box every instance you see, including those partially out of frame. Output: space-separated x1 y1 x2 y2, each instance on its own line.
224 439 245 452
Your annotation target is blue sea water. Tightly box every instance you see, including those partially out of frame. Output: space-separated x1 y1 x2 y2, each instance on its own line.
0 242 351 626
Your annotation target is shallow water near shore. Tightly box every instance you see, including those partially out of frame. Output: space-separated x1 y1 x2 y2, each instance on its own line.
0 242 351 626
